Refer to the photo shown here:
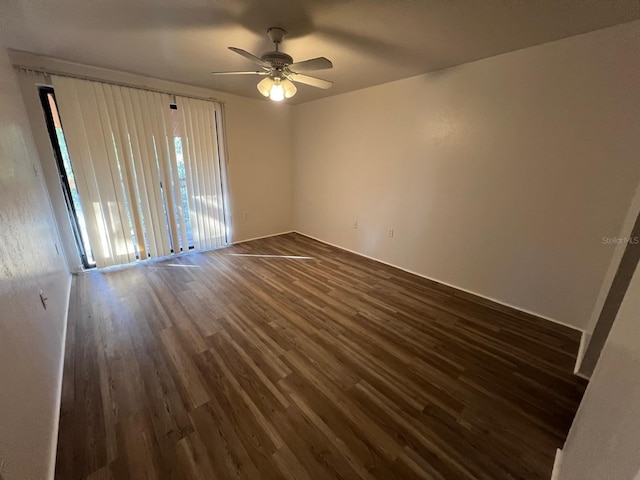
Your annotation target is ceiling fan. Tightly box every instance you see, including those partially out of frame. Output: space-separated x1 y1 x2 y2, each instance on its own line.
211 27 333 101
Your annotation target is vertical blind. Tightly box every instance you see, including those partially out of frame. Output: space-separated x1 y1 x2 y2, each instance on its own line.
51 75 228 268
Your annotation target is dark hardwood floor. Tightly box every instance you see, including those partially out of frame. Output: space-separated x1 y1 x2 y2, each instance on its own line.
55 233 587 480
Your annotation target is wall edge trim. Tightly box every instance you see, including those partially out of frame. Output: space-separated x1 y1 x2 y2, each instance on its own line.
551 448 563 480
573 332 592 377
48 272 72 479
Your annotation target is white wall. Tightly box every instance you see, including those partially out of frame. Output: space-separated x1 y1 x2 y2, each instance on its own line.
11 51 294 255
0 48 70 480
224 95 293 242
558 259 640 479
293 20 640 331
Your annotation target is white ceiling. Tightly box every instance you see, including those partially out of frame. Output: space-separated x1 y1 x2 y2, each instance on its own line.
1 0 638 104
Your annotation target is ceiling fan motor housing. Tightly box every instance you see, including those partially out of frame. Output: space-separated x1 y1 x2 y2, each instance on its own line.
261 51 293 70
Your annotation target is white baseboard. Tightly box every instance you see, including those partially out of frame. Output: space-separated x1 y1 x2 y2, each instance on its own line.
293 231 585 335
551 448 563 480
48 273 72 479
232 230 295 245
573 332 592 379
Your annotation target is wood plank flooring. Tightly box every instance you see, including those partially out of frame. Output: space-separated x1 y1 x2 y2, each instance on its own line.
55 233 587 480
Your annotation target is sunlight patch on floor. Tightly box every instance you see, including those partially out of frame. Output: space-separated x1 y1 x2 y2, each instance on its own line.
225 254 314 260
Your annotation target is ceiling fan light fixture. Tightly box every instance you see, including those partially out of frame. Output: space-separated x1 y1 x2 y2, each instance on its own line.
257 76 296 102
257 76 274 97
281 78 297 99
269 77 285 101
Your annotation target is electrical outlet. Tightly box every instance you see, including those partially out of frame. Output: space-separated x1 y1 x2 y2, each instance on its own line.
387 228 394 238
353 220 358 229
242 211 248 220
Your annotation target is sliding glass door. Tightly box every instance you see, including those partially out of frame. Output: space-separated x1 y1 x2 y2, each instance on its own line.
40 77 229 269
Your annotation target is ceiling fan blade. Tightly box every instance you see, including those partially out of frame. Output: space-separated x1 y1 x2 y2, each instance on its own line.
288 57 333 72
228 47 271 68
211 71 269 76
288 73 333 89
